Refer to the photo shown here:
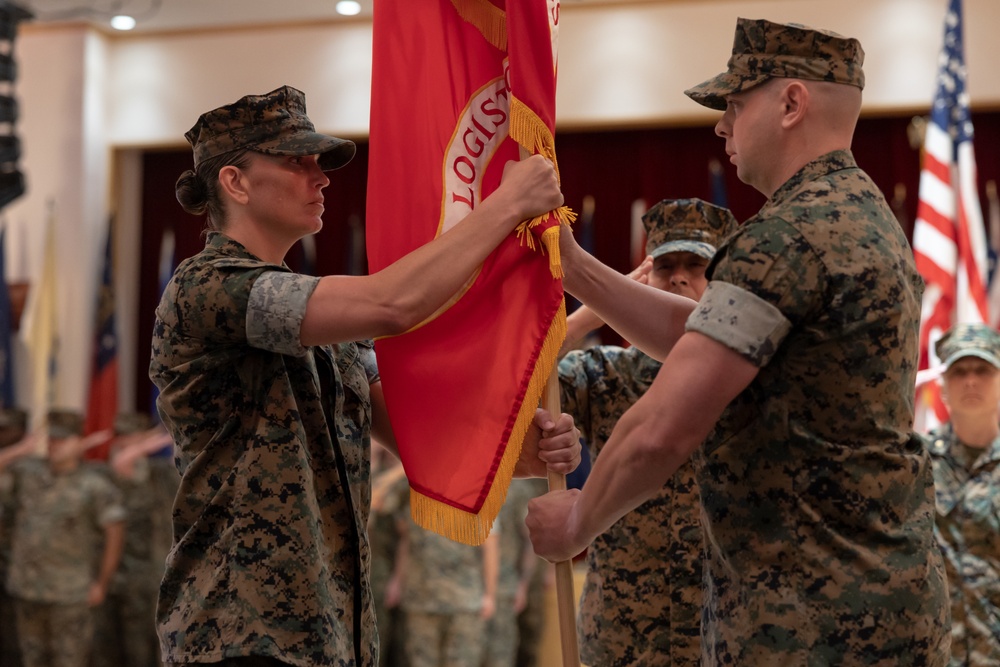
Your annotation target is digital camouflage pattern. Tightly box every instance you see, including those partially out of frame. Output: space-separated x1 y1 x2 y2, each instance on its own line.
2 455 123 667
368 466 409 667
2 457 125 604
405 611 484 667
146 455 179 666
147 455 180 571
510 477 548 667
643 198 738 261
13 598 94 667
185 85 356 171
685 18 866 111
926 424 1000 666
559 345 701 667
398 510 488 616
150 232 378 667
482 483 532 667
397 492 488 667
687 150 950 665
935 322 1000 370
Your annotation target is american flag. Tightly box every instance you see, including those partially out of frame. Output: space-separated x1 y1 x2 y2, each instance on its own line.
912 0 988 429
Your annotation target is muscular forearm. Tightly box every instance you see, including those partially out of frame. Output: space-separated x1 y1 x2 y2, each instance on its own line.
573 395 692 543
529 332 759 563
301 155 562 345
563 247 695 361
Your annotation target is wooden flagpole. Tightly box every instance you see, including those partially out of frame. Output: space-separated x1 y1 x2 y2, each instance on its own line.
542 370 580 667
515 104 578 657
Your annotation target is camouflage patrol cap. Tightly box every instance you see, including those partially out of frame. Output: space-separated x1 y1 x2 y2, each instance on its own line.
185 85 356 171
936 323 1000 370
685 17 866 111
0 407 27 431
642 198 738 260
114 412 151 435
46 409 84 439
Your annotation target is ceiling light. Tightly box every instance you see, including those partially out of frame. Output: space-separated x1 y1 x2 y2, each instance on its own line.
335 1 361 16
110 14 136 30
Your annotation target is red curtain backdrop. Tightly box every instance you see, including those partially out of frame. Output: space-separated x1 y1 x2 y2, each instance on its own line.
134 112 1000 410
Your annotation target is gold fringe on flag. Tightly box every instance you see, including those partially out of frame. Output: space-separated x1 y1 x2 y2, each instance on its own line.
409 299 568 546
450 0 507 52
509 96 559 176
509 95 576 278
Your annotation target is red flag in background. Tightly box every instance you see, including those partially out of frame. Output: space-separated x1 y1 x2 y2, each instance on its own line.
367 0 570 544
912 0 988 431
83 223 118 459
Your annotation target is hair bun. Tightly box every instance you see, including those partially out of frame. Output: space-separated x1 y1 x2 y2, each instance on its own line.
175 169 209 215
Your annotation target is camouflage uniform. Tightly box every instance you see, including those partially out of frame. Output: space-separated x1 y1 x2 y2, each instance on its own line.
2 455 125 667
559 347 702 667
681 18 950 665
369 466 410 667
557 199 736 667
482 480 537 667
683 149 950 665
0 406 27 667
150 232 378 666
147 454 180 665
924 324 1000 666
927 425 1000 667
92 464 159 667
398 494 489 667
510 478 548 667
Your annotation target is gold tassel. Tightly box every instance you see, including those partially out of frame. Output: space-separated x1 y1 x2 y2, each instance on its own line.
449 0 507 51
514 206 578 278
409 300 568 546
541 225 562 279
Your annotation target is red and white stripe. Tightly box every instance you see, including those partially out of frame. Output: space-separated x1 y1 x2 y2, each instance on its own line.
913 119 988 429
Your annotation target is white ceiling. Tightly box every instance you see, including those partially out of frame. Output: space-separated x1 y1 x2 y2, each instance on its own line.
17 0 372 32
15 0 652 34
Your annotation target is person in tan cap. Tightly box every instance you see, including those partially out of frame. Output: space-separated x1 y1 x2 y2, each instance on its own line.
528 17 949 667
1 409 124 667
151 85 582 667
925 323 1000 666
556 198 736 667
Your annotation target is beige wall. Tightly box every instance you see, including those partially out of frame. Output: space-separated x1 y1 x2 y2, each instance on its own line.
3 0 997 415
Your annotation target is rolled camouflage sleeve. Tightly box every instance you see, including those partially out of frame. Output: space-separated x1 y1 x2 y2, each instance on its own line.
687 281 791 367
247 271 321 357
689 216 822 367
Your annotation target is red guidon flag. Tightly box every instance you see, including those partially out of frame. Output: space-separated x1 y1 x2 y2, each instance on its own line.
367 0 573 544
